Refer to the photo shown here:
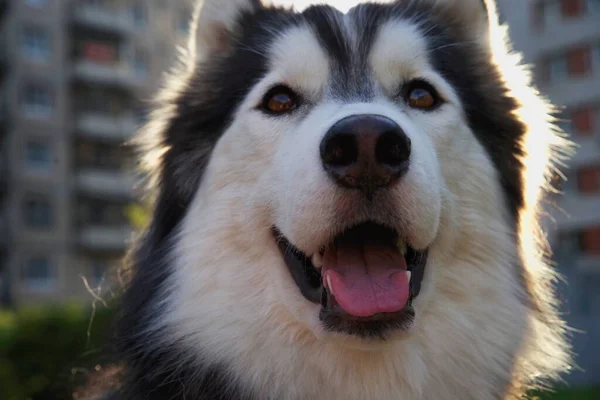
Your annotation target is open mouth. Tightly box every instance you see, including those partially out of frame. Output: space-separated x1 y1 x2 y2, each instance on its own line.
274 221 428 339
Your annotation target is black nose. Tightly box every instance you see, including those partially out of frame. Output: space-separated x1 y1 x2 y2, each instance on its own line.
320 114 411 196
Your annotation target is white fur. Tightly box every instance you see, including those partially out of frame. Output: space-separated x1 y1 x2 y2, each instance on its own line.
150 2 569 399
192 0 256 57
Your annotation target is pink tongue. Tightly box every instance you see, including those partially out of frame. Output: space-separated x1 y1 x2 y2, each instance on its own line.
323 243 409 317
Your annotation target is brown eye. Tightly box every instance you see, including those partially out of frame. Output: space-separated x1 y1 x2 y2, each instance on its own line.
262 86 299 114
404 80 441 110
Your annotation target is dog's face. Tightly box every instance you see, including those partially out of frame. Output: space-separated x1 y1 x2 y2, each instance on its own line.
166 0 523 343
123 0 568 398
230 20 454 338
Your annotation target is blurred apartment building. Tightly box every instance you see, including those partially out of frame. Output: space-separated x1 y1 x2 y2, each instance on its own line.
0 0 193 305
498 0 600 385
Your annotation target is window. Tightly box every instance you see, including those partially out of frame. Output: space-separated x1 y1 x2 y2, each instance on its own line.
23 196 53 228
581 226 600 255
577 166 600 194
79 201 127 226
81 89 118 114
78 40 117 64
536 1 599 29
555 230 581 260
91 261 108 284
22 256 55 291
557 227 600 259
542 46 592 83
21 27 51 61
566 46 591 76
178 11 190 35
76 142 127 170
25 140 52 170
586 0 600 13
594 42 600 71
89 203 109 225
134 50 149 78
554 110 571 134
132 2 147 27
547 55 568 82
85 0 106 7
531 1 545 29
555 169 578 193
134 107 147 126
576 273 600 316
22 84 53 118
561 0 586 17
571 107 595 136
24 0 48 7
541 1 563 26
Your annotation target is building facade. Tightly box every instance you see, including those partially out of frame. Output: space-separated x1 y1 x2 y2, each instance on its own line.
0 0 193 305
498 0 600 386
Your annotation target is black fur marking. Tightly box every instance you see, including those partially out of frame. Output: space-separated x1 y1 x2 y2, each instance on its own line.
115 6 298 399
346 1 525 217
293 2 522 219
304 5 376 101
320 306 416 339
415 13 525 218
117 1 528 398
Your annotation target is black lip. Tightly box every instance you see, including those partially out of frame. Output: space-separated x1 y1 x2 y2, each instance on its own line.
275 230 322 304
320 306 416 339
273 223 428 337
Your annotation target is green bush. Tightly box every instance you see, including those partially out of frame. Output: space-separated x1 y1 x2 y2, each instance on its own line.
0 303 117 400
531 387 600 400
1 303 599 400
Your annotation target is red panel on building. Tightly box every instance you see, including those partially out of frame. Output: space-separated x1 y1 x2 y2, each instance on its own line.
577 166 600 194
567 46 591 76
561 0 585 17
81 42 117 64
571 107 594 136
581 226 600 255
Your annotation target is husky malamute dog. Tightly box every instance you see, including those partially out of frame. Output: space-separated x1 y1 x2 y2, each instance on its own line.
116 0 571 398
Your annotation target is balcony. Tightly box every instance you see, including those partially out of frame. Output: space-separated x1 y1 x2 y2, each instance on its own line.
554 195 600 231
71 4 133 36
0 0 7 21
543 73 600 109
568 136 600 168
0 100 6 132
0 159 6 189
0 31 7 75
577 255 600 274
0 212 8 248
79 225 132 252
529 11 600 60
72 60 142 90
75 113 138 142
76 169 137 200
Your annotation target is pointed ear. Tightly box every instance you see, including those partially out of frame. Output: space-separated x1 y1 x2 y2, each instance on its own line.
430 0 494 41
188 0 261 58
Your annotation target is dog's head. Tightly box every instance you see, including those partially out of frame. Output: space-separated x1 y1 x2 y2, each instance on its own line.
122 0 570 397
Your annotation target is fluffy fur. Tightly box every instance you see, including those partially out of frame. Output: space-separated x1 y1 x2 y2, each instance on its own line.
114 0 572 399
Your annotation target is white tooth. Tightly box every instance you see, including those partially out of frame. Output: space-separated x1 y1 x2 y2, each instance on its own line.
397 238 408 255
326 274 333 296
312 252 323 269
406 270 412 283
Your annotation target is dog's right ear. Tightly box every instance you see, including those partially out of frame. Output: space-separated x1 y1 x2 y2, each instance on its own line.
189 0 262 59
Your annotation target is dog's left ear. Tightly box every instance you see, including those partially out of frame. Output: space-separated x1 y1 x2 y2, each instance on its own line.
188 0 262 59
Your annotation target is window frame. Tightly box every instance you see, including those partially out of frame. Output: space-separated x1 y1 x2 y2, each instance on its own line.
23 194 54 229
21 255 56 292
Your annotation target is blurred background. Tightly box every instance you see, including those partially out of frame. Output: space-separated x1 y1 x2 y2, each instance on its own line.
0 0 598 399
